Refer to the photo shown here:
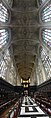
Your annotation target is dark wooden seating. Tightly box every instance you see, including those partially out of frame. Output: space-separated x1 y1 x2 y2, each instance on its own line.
35 95 51 115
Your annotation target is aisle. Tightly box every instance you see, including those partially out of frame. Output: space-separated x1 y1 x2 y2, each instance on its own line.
18 96 49 118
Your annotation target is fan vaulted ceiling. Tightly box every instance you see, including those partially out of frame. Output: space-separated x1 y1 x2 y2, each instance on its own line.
11 0 40 80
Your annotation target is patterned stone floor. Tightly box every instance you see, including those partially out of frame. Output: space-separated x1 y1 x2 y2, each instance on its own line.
18 96 50 118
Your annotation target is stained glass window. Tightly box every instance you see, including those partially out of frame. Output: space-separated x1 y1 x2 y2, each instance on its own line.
40 47 51 80
0 49 16 85
42 29 51 49
0 59 7 79
41 3 51 22
0 3 8 22
38 60 43 84
0 29 9 49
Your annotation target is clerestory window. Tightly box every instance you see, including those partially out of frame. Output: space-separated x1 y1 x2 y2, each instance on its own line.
0 2 9 23
41 3 51 22
42 29 51 49
40 47 51 80
0 29 9 49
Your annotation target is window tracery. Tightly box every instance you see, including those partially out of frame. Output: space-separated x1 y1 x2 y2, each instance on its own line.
42 29 51 49
0 2 9 22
